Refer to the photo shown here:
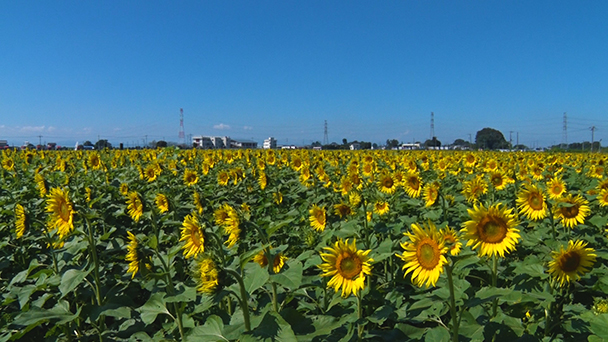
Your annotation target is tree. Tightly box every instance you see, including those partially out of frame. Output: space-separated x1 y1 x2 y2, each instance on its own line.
475 128 509 150
94 139 112 149
83 141 94 147
453 138 470 147
342 138 348 146
424 137 441 148
156 140 168 148
386 139 400 149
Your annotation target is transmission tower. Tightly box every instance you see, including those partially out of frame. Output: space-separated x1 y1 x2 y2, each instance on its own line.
430 112 435 139
590 126 596 152
562 112 567 149
323 120 328 145
178 108 185 145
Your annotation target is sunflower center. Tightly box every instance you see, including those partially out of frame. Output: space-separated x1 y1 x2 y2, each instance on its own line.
561 205 579 218
559 251 581 272
408 177 420 190
551 185 562 194
191 229 202 246
528 193 544 210
58 200 71 222
338 253 362 279
478 216 507 243
417 239 440 269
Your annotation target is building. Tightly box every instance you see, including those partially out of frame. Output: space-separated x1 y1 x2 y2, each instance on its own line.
263 137 277 149
192 136 257 149
349 142 361 150
0 140 8 149
400 143 421 150
231 140 258 149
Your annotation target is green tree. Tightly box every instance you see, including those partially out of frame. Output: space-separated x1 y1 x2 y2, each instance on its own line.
475 128 508 150
424 137 441 148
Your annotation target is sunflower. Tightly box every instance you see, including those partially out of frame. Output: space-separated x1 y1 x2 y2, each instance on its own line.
548 240 596 286
378 173 397 194
461 203 520 258
422 182 439 207
15 204 27 239
120 183 129 196
373 201 390 216
88 152 102 170
195 256 219 294
144 164 158 182
254 250 288 274
489 171 509 191
334 202 353 219
403 173 422 198
85 187 92 204
155 193 169 213
397 221 447 288
46 188 75 238
2 157 15 171
180 214 205 259
597 189 608 207
348 192 362 208
319 238 373 297
214 204 230 226
462 176 488 203
516 184 548 221
193 192 204 214
309 205 327 232
441 226 462 256
258 171 267 190
126 231 141 279
554 194 590 229
35 172 47 197
183 168 199 186
546 177 566 200
126 191 144 222
217 170 230 186
273 192 283 205
218 204 240 248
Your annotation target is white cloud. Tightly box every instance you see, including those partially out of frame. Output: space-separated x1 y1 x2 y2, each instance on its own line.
114 127 122 132
243 126 253 130
20 125 46 133
47 126 56 132
213 123 231 130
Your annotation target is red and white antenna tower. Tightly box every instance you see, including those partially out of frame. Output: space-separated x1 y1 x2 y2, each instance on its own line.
178 108 185 145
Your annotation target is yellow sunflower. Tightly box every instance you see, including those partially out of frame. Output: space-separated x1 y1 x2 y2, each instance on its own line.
597 189 608 207
378 172 397 194
120 183 129 196
15 204 27 239
333 202 353 219
215 204 240 248
461 203 520 258
254 250 288 274
2 157 15 171
126 191 144 223
273 192 283 205
348 192 362 208
183 168 199 186
155 193 169 213
309 205 327 232
397 221 447 288
554 194 590 229
489 171 508 191
180 214 205 259
144 164 158 182
258 171 267 190
193 192 204 214
422 182 439 207
546 177 566 200
548 240 596 286
195 256 219 294
46 188 75 239
516 184 547 221
441 226 462 256
35 172 47 197
88 152 102 170
374 201 390 216
403 173 422 198
319 238 373 297
462 176 488 203
126 231 140 279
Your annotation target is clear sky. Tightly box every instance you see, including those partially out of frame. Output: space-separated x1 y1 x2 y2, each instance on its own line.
2 1 608 148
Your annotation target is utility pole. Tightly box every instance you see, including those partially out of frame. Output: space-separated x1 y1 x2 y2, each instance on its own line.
430 112 435 140
468 133 472 146
590 126 596 152
509 131 513 151
144 135 148 148
37 135 42 147
516 132 519 148
563 112 568 149
323 120 328 145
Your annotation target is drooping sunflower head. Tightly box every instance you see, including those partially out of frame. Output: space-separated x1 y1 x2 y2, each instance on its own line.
397 221 448 288
46 187 75 239
217 170 230 186
461 203 520 258
318 238 373 297
126 191 144 223
183 168 199 186
155 193 169 213
15 204 27 239
403 173 422 198
333 202 353 219
126 231 143 279
273 192 283 205
546 177 566 200
254 250 288 274
373 200 390 216
35 172 48 198
422 182 440 207
441 226 462 256
194 256 220 294
597 189 608 207
180 214 205 259
258 171 267 190
554 194 590 229
193 192 204 214
309 204 327 232
548 240 596 287
120 183 129 196
516 184 548 221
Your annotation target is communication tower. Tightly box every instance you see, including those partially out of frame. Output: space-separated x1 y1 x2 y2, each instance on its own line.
562 112 567 149
430 112 435 139
323 120 328 145
179 108 185 145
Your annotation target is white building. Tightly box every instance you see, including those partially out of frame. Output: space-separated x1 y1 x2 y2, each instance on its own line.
193 136 258 149
263 137 277 149
349 142 361 150
400 143 421 150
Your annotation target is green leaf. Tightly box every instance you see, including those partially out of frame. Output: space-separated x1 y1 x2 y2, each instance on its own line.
188 315 229 341
59 267 92 299
12 300 80 327
271 260 302 290
165 285 197 303
267 218 295 236
590 314 608 339
244 263 270 294
424 326 450 342
589 215 608 229
240 311 297 342
90 303 132 321
137 293 171 325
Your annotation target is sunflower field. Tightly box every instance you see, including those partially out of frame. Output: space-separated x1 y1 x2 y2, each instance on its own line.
1 148 608 341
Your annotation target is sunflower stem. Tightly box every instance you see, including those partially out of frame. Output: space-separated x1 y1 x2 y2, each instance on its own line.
547 203 557 241
491 254 498 318
226 269 252 331
357 292 364 341
271 281 279 312
446 262 459 342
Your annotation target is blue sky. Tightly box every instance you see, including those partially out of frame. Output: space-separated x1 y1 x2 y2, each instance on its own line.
1 1 608 148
